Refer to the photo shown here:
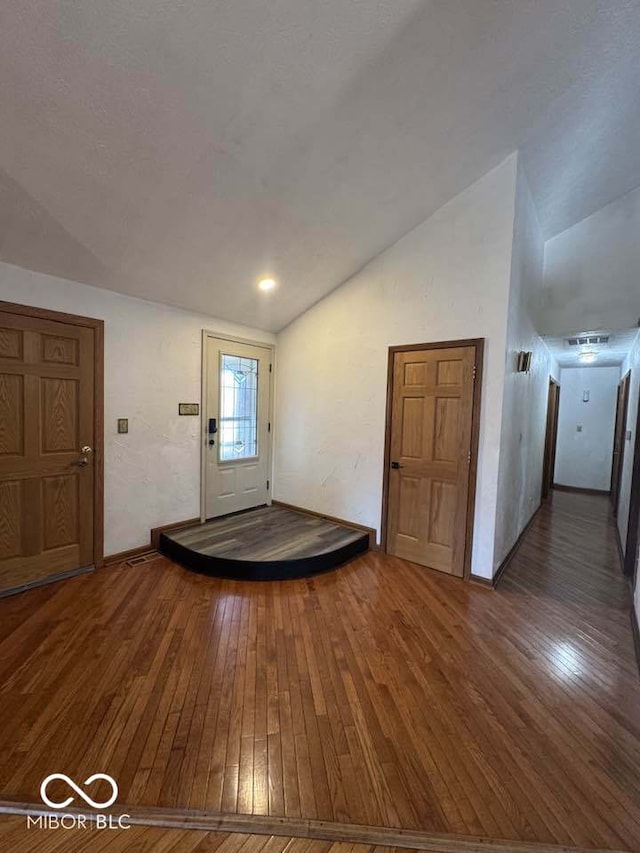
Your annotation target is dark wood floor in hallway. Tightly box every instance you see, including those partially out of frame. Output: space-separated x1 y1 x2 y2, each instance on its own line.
0 491 638 851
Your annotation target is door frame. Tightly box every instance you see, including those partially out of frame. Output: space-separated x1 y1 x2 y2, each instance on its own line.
200 330 275 522
541 377 561 500
0 299 104 569
624 388 640 580
380 337 484 580
612 370 631 516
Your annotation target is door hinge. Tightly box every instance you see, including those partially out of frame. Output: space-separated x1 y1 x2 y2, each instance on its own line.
472 365 477 382
468 450 472 465
268 421 271 432
267 480 270 490
269 363 272 373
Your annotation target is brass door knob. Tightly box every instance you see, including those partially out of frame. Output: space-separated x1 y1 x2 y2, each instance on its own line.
74 446 93 467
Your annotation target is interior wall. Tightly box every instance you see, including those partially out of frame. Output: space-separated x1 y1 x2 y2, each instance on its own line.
554 365 620 492
541 184 640 336
493 160 559 570
0 261 275 555
274 154 518 580
618 330 640 558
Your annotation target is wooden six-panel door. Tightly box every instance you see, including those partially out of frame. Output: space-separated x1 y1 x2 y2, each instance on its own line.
0 309 97 594
385 344 478 577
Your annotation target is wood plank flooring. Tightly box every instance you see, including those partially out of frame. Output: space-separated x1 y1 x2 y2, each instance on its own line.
0 816 432 853
165 507 367 561
0 811 624 853
0 492 638 850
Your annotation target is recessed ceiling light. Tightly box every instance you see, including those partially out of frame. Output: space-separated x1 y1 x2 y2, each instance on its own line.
258 278 277 292
579 350 598 364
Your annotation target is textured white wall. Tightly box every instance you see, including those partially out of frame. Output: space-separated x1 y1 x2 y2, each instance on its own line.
541 185 640 336
0 261 274 555
618 331 640 557
274 155 518 580
554 366 620 491
494 161 559 570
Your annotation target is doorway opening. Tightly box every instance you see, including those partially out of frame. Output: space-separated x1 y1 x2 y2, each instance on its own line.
381 338 483 579
624 393 640 581
612 370 631 516
541 377 561 500
201 332 274 520
0 300 104 596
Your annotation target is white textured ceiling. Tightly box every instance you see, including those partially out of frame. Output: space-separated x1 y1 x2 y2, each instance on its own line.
1 0 640 331
544 327 640 368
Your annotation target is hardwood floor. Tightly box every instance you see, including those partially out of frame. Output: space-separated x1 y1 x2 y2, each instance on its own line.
0 811 623 853
0 816 435 853
0 491 638 850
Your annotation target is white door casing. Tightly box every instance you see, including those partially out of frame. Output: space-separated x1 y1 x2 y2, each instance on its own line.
202 333 273 519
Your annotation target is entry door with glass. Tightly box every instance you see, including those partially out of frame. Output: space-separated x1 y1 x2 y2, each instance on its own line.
204 335 272 518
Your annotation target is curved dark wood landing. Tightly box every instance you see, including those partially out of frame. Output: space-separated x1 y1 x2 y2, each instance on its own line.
159 505 369 581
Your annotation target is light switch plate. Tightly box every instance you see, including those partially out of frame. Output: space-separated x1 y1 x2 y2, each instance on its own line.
117 418 128 434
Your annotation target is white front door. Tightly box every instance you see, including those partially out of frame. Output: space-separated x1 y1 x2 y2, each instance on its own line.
204 335 273 518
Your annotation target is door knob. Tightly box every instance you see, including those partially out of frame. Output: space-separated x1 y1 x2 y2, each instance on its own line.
391 461 404 469
74 446 93 467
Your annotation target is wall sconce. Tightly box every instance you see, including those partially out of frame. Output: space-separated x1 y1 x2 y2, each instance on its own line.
517 351 532 373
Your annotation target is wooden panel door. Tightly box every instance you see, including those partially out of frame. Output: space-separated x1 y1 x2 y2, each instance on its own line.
385 344 478 577
0 310 96 594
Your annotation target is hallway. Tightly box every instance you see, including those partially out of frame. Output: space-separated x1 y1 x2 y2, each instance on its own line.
0 492 638 851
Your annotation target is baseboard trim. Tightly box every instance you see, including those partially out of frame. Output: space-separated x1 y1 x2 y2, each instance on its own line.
552 484 611 497
0 565 95 599
468 574 493 588
616 526 626 573
272 500 378 550
631 605 640 679
150 517 201 550
0 801 620 853
104 517 201 566
103 545 157 567
492 503 542 589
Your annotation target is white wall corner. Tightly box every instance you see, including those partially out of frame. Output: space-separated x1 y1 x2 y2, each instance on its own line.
493 154 554 573
274 152 520 581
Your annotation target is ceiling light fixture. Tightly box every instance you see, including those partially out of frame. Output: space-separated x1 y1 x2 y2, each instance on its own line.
258 277 277 292
579 350 598 364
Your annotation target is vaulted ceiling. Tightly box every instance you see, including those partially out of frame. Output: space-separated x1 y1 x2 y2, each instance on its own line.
1 0 640 330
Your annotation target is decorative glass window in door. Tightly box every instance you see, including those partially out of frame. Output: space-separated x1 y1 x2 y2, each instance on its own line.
219 354 259 460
